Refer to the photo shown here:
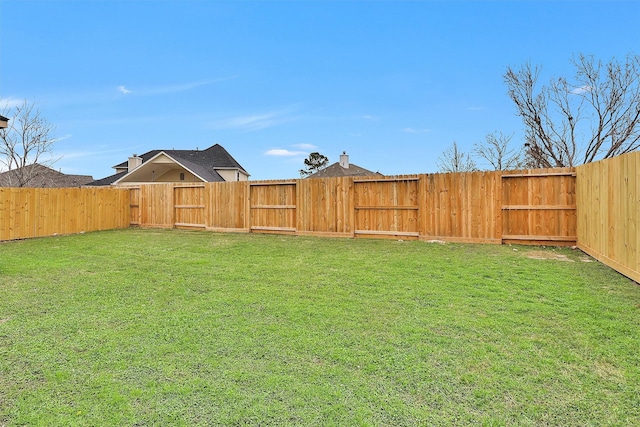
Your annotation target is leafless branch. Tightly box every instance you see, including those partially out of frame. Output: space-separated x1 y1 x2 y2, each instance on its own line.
473 131 526 171
0 100 59 187
437 141 478 173
505 53 640 167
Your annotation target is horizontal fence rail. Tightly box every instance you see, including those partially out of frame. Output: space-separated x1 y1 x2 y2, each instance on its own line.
130 169 578 246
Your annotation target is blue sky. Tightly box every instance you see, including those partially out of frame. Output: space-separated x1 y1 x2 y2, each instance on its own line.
1 0 638 180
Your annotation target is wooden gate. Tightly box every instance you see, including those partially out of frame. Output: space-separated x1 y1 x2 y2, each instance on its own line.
501 170 577 246
129 187 141 226
250 182 297 233
174 185 205 229
140 184 174 228
353 178 419 239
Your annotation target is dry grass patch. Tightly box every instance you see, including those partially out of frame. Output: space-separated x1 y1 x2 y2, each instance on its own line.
525 250 575 262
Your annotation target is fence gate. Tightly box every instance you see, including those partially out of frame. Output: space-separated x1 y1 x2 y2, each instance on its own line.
501 171 577 246
129 187 141 226
174 185 206 229
353 178 420 239
249 182 297 233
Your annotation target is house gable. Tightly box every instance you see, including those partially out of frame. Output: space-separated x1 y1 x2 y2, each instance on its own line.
113 152 217 185
216 168 249 182
89 144 249 186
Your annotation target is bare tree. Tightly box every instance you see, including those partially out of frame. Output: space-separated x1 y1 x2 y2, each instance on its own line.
0 100 59 187
473 131 527 171
437 141 478 173
300 152 329 177
505 53 640 167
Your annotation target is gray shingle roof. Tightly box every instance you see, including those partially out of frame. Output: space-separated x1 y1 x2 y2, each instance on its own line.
306 162 383 178
0 164 93 187
86 171 127 186
89 144 247 186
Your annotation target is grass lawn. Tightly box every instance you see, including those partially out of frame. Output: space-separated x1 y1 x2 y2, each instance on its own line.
1 229 639 426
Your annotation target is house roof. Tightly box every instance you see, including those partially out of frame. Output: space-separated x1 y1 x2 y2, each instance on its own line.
307 162 383 179
0 164 94 187
87 171 127 186
89 143 248 186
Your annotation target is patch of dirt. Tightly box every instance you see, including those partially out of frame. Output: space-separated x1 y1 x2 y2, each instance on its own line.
525 250 574 262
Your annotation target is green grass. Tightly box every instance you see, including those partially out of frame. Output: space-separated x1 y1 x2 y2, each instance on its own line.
1 229 639 426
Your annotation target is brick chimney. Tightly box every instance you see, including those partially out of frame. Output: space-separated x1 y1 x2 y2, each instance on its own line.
339 151 349 169
128 154 142 171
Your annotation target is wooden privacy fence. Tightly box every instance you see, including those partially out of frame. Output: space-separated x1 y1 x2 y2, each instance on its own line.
3 156 639 285
576 152 640 283
129 167 578 246
0 187 130 241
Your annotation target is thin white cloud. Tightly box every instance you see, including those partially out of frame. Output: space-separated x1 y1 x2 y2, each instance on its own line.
147 76 238 95
55 134 73 143
213 113 282 131
116 76 237 98
210 106 300 132
265 149 307 157
402 127 431 134
362 114 378 120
